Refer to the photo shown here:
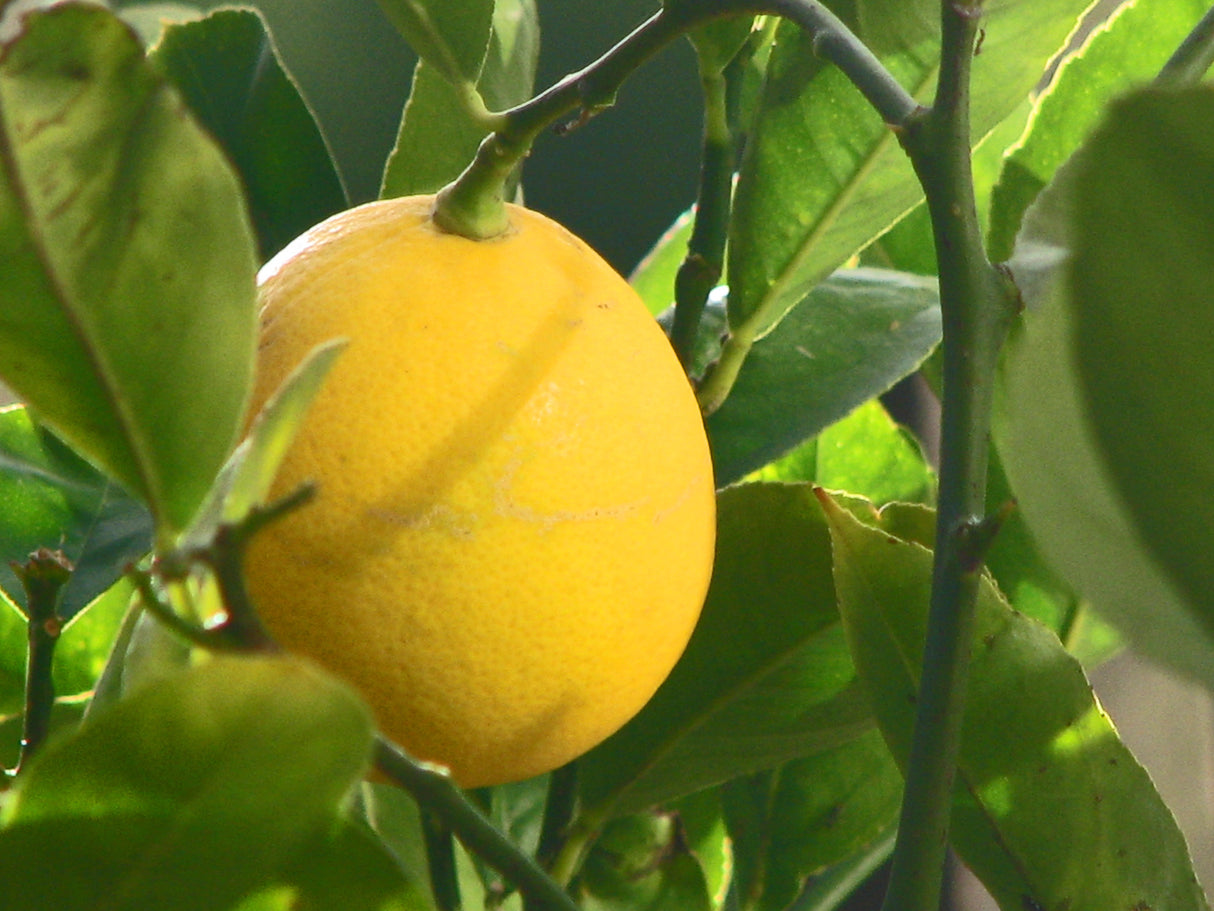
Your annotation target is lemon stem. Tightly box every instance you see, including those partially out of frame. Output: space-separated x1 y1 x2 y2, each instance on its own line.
432 0 917 242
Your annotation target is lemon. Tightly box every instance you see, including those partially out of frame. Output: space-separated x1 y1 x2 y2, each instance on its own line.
245 195 716 787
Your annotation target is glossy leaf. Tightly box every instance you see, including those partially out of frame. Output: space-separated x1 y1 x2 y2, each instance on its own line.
723 731 901 911
1071 89 1214 643
728 0 1092 339
820 493 1210 911
0 656 377 911
375 0 494 85
150 7 348 261
0 405 151 620
0 5 258 537
987 0 1212 261
997 87 1214 686
707 268 941 486
578 483 871 819
381 0 538 199
748 397 935 506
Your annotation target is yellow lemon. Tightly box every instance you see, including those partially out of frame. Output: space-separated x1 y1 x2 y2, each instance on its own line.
245 195 716 787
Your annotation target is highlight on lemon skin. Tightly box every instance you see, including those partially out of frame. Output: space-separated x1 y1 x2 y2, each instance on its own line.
244 194 717 788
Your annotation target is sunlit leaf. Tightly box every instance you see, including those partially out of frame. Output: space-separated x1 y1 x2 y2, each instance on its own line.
820 493 1210 911
183 339 345 548
0 656 376 911
987 0 1212 260
728 0 1091 339
0 5 257 537
748 397 935 507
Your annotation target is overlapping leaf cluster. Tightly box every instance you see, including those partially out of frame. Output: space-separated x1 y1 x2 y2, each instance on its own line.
0 1 1211 909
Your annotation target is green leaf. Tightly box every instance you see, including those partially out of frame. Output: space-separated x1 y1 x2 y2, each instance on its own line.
748 397 935 506
1070 88 1214 643
0 694 87 771
867 97 1032 274
728 0 1092 339
578 483 871 819
707 268 941 486
150 7 348 261
0 5 258 537
381 0 538 199
184 338 345 548
52 576 132 699
117 3 205 47
987 0 1212 261
997 85 1214 686
279 820 432 911
375 0 494 85
630 207 696 316
723 731 901 911
819 493 1210 911
0 655 376 911
578 812 714 911
360 782 441 910
689 16 755 77
0 405 151 619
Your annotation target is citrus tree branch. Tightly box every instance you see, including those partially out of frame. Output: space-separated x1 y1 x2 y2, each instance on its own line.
879 4 1019 910
434 0 918 240
374 738 581 911
670 59 734 367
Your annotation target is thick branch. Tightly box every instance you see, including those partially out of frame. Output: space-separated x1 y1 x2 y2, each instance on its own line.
879 4 1019 911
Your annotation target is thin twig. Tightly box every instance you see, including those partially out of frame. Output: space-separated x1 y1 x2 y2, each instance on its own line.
374 739 580 911
8 548 72 775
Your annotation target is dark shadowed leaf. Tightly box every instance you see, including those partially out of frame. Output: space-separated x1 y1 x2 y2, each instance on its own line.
151 7 348 261
707 268 941 486
723 731 901 911
578 483 871 819
0 405 151 619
